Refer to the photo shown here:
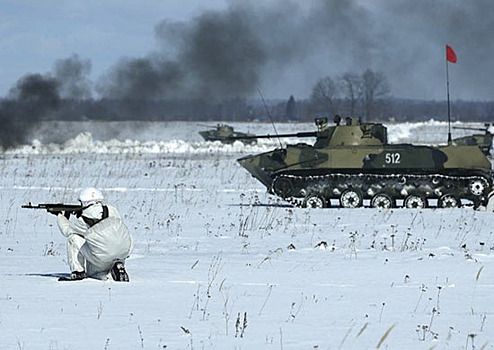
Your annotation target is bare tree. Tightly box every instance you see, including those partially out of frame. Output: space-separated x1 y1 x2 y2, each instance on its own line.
310 76 340 114
361 69 390 119
339 72 362 118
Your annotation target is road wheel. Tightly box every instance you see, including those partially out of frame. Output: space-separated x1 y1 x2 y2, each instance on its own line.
371 193 394 209
469 179 487 196
438 194 460 208
340 188 363 208
304 194 327 209
273 177 293 198
404 194 427 209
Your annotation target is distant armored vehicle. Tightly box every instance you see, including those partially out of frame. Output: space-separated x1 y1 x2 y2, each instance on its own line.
199 124 256 144
453 124 493 155
236 117 493 209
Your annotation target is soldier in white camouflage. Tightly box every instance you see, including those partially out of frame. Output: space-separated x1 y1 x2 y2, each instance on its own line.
56 187 133 281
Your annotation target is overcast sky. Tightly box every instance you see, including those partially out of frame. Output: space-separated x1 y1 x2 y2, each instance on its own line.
0 1 227 93
1 0 493 101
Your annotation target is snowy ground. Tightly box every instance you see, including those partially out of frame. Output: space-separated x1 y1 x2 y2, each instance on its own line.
1 120 493 349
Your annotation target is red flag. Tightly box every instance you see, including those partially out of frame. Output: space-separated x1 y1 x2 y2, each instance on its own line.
446 45 457 63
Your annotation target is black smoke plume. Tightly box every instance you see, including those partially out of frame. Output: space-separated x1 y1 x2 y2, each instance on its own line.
96 0 494 101
3 0 494 149
54 54 92 99
0 74 59 149
97 6 268 101
0 55 92 149
8 74 61 113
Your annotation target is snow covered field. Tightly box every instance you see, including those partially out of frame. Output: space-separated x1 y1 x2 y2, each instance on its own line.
1 120 493 349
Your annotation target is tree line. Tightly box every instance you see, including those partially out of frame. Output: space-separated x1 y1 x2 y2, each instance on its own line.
1 68 494 124
308 69 390 120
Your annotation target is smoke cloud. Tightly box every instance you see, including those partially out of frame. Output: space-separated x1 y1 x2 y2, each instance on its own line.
95 0 494 101
8 74 61 111
0 55 92 149
54 55 92 100
2 0 494 149
97 5 268 101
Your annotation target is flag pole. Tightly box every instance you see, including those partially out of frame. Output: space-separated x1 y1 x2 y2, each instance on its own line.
446 58 452 144
445 44 457 144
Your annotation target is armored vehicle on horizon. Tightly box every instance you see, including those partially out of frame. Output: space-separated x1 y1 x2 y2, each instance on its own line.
236 117 493 209
199 124 256 145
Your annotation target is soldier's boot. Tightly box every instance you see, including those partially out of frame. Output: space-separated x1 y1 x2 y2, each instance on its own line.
58 270 86 281
111 262 129 282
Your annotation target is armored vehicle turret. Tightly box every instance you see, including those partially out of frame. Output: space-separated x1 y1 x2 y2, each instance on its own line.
453 124 493 155
236 117 493 209
199 124 256 144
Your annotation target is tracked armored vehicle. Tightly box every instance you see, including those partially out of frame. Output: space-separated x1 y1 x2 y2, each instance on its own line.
236 117 493 209
199 124 256 144
453 124 493 155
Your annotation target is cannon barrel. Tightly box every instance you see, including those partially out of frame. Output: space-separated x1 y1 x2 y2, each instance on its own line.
197 123 220 128
227 131 319 140
453 124 491 133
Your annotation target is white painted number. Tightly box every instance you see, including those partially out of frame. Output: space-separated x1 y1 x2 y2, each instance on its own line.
385 153 401 164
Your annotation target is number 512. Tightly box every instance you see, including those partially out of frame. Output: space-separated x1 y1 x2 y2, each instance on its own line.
385 153 401 164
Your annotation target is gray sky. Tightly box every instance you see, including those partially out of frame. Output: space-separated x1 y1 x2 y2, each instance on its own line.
0 0 227 93
1 0 493 101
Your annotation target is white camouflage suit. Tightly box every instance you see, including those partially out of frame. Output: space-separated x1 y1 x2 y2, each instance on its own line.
57 202 134 279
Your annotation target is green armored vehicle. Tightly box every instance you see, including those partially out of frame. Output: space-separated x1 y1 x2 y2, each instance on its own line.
237 117 493 208
453 124 493 155
199 124 256 144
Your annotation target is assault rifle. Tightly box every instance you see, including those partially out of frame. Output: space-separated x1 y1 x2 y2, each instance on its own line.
21 203 84 216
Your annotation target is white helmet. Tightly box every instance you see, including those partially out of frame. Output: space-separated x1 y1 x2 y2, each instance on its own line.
78 187 104 206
